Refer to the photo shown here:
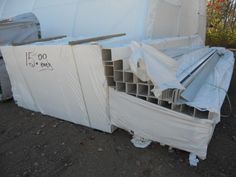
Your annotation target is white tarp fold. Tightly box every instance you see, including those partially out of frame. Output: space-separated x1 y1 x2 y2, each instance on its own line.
109 88 215 159
128 39 235 121
129 41 184 97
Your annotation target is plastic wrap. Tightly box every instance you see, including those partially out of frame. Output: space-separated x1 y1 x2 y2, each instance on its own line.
1 42 114 133
109 88 215 159
1 36 234 160
127 40 235 121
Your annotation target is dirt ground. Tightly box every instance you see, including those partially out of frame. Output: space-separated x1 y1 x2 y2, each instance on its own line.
0 59 236 177
0 98 235 177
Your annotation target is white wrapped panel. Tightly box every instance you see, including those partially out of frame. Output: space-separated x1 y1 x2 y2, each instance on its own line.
1 43 114 133
1 45 90 126
109 88 215 159
1 47 40 111
72 45 114 133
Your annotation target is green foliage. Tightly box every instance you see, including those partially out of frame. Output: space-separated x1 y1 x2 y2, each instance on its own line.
206 0 236 48
206 29 236 48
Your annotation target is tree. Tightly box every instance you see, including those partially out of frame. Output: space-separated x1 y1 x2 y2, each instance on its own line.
207 0 236 48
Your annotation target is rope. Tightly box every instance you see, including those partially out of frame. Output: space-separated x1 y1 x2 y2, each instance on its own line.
207 83 232 118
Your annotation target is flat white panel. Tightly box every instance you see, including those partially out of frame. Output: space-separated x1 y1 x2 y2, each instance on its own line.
73 45 113 133
2 45 90 127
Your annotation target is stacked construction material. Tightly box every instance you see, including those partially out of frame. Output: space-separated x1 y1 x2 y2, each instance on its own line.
0 13 40 101
102 38 234 122
102 52 210 119
1 35 234 159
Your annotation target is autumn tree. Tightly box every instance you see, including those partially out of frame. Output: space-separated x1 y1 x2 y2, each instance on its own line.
207 0 236 48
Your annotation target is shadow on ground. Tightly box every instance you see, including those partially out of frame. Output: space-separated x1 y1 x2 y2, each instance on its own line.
0 98 236 177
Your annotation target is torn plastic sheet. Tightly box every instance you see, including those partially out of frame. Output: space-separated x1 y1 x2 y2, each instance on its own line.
129 41 184 97
189 153 199 167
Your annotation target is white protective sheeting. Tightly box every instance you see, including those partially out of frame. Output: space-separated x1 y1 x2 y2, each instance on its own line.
72 45 114 133
1 45 91 127
0 0 206 41
126 37 234 122
129 41 183 95
184 48 235 123
0 41 114 133
109 88 215 159
1 35 234 159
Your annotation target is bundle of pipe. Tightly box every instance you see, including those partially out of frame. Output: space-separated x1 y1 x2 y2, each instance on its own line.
102 36 234 121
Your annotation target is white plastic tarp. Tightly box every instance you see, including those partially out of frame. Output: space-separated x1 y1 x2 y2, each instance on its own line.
1 36 234 159
129 41 184 96
1 41 114 133
127 39 235 123
109 88 215 159
185 49 234 123
0 0 206 41
1 45 90 126
72 45 114 133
